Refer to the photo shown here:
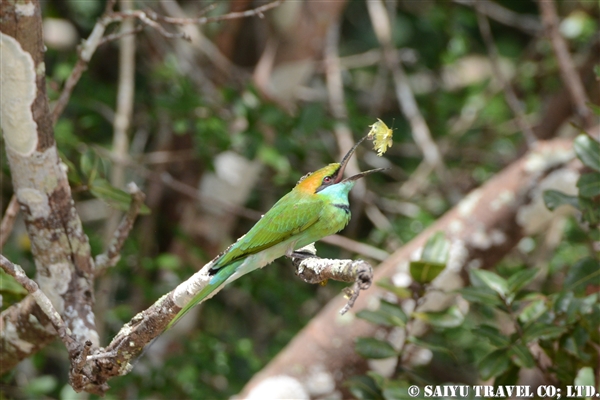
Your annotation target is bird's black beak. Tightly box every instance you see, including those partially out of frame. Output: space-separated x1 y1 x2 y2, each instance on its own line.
334 134 386 183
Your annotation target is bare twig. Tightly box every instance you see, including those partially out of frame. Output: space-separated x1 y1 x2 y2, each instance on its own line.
292 244 373 315
475 2 537 146
95 183 146 272
366 0 452 195
321 234 389 262
537 0 594 128
154 0 284 25
98 26 143 45
0 195 19 249
0 255 79 353
51 0 284 124
453 0 542 35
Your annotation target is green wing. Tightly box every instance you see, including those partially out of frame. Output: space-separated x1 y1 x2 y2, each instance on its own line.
213 191 322 269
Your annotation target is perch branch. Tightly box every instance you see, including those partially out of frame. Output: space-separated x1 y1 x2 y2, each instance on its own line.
292 244 373 315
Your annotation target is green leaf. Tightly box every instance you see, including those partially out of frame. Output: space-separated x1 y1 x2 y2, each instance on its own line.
355 338 397 359
577 172 600 198
344 375 384 400
0 270 28 296
89 179 150 215
542 190 579 211
459 287 502 306
564 257 600 295
376 279 411 299
574 134 600 172
509 343 535 368
471 269 508 298
409 261 446 284
479 348 511 380
518 298 547 324
507 268 538 295
413 305 464 328
473 324 510 347
563 326 590 361
522 323 567 342
421 231 450 264
587 102 600 116
574 367 595 387
357 300 407 327
578 196 599 225
406 336 455 357
23 375 57 395
409 232 449 284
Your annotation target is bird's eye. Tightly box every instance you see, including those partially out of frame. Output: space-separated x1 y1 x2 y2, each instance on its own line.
323 176 332 184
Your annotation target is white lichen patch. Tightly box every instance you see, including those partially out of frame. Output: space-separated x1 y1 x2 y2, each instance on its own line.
246 375 309 400
392 271 412 287
16 188 50 219
524 145 574 173
490 190 515 211
172 268 212 307
448 219 464 235
4 321 35 353
0 33 38 155
368 357 398 378
458 188 483 217
64 304 100 346
445 240 469 273
36 261 71 312
517 169 579 234
305 364 336 396
15 2 36 16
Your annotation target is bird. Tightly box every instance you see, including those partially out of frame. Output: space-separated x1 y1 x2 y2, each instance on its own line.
168 135 384 328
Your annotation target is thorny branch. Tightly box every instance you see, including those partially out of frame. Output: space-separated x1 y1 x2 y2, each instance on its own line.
0 195 19 249
292 244 373 315
95 182 146 273
50 0 284 124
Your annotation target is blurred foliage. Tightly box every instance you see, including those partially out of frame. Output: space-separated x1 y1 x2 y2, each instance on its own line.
1 0 598 399
351 132 599 399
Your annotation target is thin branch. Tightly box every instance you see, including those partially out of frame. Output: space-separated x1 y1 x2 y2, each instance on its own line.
0 195 19 249
321 234 390 262
95 182 146 273
51 0 284 124
366 0 452 196
154 0 284 25
0 255 79 354
475 2 537 147
453 0 542 35
291 244 374 315
537 0 594 128
98 26 143 45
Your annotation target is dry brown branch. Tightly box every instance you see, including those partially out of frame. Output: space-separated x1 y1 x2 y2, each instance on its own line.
475 3 537 146
95 183 146 273
0 194 19 249
239 138 579 398
537 0 594 128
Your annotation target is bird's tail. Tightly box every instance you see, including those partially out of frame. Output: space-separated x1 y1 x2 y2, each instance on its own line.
167 260 241 330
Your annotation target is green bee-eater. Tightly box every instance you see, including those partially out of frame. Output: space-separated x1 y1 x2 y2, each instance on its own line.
168 135 384 328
